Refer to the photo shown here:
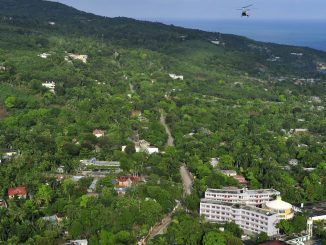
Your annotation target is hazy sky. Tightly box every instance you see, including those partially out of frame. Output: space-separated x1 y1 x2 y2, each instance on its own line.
52 0 326 20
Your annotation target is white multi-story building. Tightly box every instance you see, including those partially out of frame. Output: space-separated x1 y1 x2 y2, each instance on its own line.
205 187 280 207
200 199 279 236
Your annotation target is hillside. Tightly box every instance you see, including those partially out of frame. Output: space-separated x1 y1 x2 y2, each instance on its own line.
0 0 325 244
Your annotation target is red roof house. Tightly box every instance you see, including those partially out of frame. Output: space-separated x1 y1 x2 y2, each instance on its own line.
116 176 140 188
8 186 27 199
233 175 248 186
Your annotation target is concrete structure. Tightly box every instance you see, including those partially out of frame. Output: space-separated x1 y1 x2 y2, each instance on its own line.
288 159 299 166
204 187 280 207
87 178 98 193
286 235 311 245
264 196 294 220
42 81 55 93
122 140 159 155
220 170 237 177
66 53 88 63
169 73 184 80
38 53 51 59
0 199 7 208
200 199 279 236
209 158 219 167
92 129 104 138
80 158 120 168
65 240 88 245
233 175 248 185
300 202 326 237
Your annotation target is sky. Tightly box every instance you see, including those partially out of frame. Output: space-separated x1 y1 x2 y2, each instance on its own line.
52 0 326 21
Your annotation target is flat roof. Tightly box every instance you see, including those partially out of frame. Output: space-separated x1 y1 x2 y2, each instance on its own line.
201 198 277 216
206 187 280 195
301 202 326 217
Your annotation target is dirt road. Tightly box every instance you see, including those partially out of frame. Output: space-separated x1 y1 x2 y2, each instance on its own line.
159 109 174 147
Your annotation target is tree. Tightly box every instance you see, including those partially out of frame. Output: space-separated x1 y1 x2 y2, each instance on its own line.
256 232 269 243
203 231 226 245
125 142 136 155
35 184 53 206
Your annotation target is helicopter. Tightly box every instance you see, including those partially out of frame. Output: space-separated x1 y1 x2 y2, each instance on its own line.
237 4 253 17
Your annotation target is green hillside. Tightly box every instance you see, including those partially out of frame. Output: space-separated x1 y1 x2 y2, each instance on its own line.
0 0 325 244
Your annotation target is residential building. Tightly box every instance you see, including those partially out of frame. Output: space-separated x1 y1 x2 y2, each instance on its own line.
122 139 159 155
220 170 237 177
200 199 279 236
42 214 62 224
0 199 7 208
210 157 220 168
38 53 51 59
116 176 140 188
288 159 299 166
66 53 88 63
293 128 308 134
80 158 120 168
42 81 56 93
8 186 27 199
92 129 104 138
169 73 184 80
233 175 248 186
204 187 280 207
65 240 88 245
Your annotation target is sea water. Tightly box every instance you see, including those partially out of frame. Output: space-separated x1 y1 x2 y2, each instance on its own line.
157 19 326 52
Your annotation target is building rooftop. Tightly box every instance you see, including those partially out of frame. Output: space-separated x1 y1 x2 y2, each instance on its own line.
8 186 27 196
265 196 292 210
201 198 277 216
301 202 326 217
206 187 280 195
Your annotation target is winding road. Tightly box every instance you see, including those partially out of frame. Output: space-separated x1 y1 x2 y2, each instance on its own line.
159 109 174 147
141 110 193 244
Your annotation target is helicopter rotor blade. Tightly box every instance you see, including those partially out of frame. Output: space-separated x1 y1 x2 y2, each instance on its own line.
242 4 253 8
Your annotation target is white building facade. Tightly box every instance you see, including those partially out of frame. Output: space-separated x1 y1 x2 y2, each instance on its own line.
200 199 279 236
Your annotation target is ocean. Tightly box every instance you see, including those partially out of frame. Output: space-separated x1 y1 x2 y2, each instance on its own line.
155 19 326 52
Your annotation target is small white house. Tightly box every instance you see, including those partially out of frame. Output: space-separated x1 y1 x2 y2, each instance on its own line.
38 53 51 59
92 129 104 138
220 170 237 177
169 74 184 80
66 53 88 63
289 159 299 166
210 158 220 168
42 81 56 93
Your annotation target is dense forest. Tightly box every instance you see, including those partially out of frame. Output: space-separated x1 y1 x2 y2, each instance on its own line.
0 0 325 244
